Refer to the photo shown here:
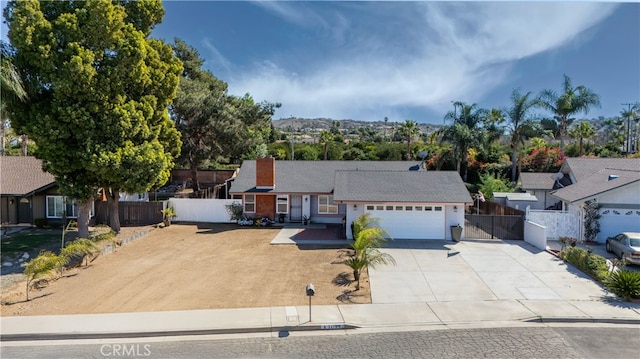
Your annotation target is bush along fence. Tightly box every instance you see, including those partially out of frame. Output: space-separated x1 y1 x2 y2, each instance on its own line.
559 246 640 302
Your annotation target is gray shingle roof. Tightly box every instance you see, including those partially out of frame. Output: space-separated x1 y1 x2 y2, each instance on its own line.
551 168 640 203
333 170 472 203
519 172 557 190
0 156 56 196
229 161 423 194
562 158 640 182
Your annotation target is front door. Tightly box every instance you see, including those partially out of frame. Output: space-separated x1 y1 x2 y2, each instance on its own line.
18 197 32 224
290 195 302 222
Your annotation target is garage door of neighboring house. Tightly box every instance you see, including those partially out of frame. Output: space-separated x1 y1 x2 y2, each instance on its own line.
599 207 640 242
366 204 445 239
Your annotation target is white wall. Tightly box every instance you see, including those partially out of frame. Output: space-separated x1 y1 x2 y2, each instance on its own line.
524 220 547 250
345 203 365 239
445 204 465 240
598 183 640 205
168 198 241 223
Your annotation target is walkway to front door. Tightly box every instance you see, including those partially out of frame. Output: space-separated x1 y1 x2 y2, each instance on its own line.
270 224 346 245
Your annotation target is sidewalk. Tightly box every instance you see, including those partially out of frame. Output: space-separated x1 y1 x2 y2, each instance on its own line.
2 298 639 341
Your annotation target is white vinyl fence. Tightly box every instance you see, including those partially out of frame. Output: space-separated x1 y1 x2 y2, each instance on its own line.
168 198 240 223
526 209 582 241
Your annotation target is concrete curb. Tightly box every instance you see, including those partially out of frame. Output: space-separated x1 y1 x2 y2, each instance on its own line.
0 324 360 342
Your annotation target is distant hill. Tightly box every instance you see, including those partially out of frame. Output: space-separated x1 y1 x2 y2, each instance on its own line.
272 118 442 132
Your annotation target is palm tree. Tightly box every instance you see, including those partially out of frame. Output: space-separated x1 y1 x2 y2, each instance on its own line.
443 102 487 181
568 121 596 156
319 130 333 160
398 120 420 160
346 213 395 290
383 116 389 142
536 75 600 151
1 41 28 156
506 90 537 182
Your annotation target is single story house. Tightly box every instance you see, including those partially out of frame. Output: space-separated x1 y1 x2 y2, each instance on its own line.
492 192 538 211
228 158 472 240
518 172 566 210
0 156 94 225
550 158 640 242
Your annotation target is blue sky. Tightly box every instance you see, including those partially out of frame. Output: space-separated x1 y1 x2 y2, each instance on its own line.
2 1 639 124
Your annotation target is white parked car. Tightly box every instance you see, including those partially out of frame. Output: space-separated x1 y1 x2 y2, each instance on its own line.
606 232 640 265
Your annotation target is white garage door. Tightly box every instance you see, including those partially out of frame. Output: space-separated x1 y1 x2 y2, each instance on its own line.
365 204 445 239
598 208 640 242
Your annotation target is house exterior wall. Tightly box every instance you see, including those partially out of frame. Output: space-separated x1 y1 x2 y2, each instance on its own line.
524 189 557 210
255 195 275 219
32 195 45 222
445 204 466 241
309 195 345 224
598 183 640 205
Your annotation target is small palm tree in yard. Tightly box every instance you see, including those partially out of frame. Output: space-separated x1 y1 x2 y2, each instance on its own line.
346 213 396 290
60 238 100 270
24 251 61 301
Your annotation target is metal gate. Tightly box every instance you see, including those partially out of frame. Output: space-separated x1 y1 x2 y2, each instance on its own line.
464 214 524 240
290 195 302 222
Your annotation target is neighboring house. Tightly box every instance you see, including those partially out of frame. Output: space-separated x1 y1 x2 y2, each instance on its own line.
550 158 640 242
228 158 472 240
492 192 539 211
1 157 101 226
0 156 97 225
518 172 566 210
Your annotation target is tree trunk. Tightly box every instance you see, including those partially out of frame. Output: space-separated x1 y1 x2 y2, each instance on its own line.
1 120 5 156
21 134 28 155
190 163 200 192
107 189 121 233
511 147 518 182
353 269 360 290
323 143 328 160
579 138 584 156
461 147 468 182
76 199 92 239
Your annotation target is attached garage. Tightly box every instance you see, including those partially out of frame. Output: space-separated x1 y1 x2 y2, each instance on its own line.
598 207 640 242
365 203 445 239
333 170 472 240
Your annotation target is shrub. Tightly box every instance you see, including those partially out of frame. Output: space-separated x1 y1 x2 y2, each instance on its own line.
225 202 244 221
34 218 47 228
559 247 609 281
605 270 640 301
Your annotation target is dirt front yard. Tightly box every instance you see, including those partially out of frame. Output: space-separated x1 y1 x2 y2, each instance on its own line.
1 224 370 316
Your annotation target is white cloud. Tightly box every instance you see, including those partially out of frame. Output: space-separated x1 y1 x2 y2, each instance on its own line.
229 2 618 121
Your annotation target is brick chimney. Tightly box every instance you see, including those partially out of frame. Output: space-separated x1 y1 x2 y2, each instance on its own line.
256 157 275 189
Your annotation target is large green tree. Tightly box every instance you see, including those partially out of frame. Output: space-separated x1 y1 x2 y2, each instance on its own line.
537 75 601 151
443 102 487 182
505 90 538 182
171 39 279 191
568 121 596 156
4 0 183 235
398 120 420 160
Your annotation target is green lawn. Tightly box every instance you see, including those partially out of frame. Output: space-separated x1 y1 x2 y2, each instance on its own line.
1 232 59 253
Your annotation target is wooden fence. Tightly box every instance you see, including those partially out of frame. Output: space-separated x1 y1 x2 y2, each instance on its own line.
95 201 164 227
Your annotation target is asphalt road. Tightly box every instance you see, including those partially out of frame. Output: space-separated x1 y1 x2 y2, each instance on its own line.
2 326 638 359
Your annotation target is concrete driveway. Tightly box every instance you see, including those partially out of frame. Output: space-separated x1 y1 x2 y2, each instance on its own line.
368 239 609 304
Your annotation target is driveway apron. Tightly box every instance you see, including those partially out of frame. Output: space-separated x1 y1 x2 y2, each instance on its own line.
368 239 608 304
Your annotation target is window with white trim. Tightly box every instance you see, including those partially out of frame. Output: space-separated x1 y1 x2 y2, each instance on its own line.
244 194 255 213
276 195 288 214
318 195 338 214
46 196 94 218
